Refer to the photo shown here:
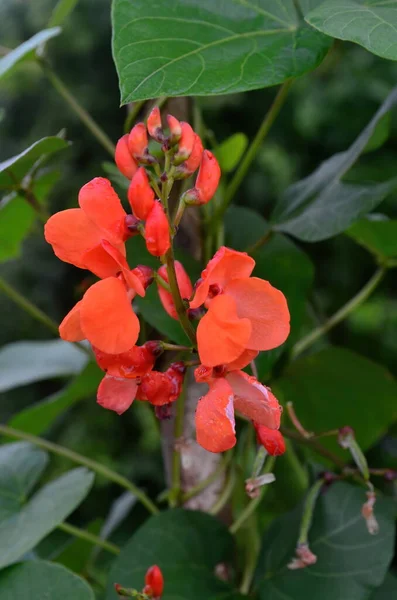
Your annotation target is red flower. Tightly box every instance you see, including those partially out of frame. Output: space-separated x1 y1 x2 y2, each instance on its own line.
137 362 185 406
157 261 193 319
254 423 286 456
128 167 155 220
181 134 203 175
128 122 148 158
174 122 195 163
191 247 290 367
115 134 138 179
145 201 170 256
144 565 164 598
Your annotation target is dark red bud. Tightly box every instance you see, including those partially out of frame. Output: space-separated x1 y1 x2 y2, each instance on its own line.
213 364 227 378
208 283 222 298
155 403 173 420
124 214 141 236
144 340 164 358
170 361 187 375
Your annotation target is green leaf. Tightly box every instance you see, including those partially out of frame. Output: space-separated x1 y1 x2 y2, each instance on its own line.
364 113 391 154
106 509 240 599
271 87 397 241
214 133 248 173
9 362 102 436
112 0 331 104
372 573 397 599
255 481 395 600
0 137 69 190
0 29 61 80
306 0 397 62
56 519 103 573
347 218 397 260
0 561 95 599
49 0 80 27
0 340 89 393
0 443 48 521
0 466 94 569
274 347 397 461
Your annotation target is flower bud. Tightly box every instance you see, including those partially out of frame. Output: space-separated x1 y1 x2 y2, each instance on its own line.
124 214 141 238
138 363 185 406
155 403 173 420
128 167 155 220
173 122 195 164
175 134 203 178
145 565 164 598
115 134 138 179
195 150 221 204
131 264 154 290
255 424 286 456
147 106 163 142
145 201 170 257
128 122 148 158
167 114 182 144
157 261 193 320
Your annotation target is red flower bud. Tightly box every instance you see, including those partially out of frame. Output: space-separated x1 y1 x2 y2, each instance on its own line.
128 122 148 158
128 167 155 220
195 150 221 204
147 106 163 141
174 122 195 164
124 214 141 238
93 343 156 379
115 134 138 179
137 363 185 406
131 264 154 290
254 424 286 456
182 134 203 174
145 565 164 598
167 114 182 144
157 261 193 319
145 201 170 257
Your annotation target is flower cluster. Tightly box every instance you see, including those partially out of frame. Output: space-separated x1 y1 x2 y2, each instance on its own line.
45 108 290 454
115 564 164 599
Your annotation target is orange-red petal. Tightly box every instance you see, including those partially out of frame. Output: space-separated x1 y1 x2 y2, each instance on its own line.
225 277 290 351
190 247 255 309
128 122 148 157
197 294 251 367
97 375 138 415
82 242 123 279
195 150 221 204
78 177 126 246
59 301 85 342
227 349 259 371
93 343 156 378
115 134 138 179
254 424 286 456
99 241 145 296
183 134 203 174
195 378 236 453
80 277 139 354
145 201 170 257
45 208 103 269
127 167 155 220
157 261 193 320
227 370 282 429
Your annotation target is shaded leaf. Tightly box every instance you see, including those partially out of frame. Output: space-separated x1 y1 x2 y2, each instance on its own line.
0 466 94 569
306 0 397 61
112 0 331 104
0 29 61 80
0 560 94 599
214 133 248 173
49 0 80 27
0 340 89 393
106 509 239 599
9 362 102 436
0 137 69 189
372 573 397 599
275 347 397 461
271 87 397 241
56 519 103 573
347 218 397 259
255 482 395 600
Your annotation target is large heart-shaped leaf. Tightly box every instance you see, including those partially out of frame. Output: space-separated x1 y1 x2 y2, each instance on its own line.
255 482 395 600
9 362 102 436
274 347 397 461
347 218 397 260
271 87 397 241
0 339 89 393
112 0 331 104
0 29 61 80
106 509 242 599
0 561 95 600
0 137 69 190
306 0 397 61
0 462 94 569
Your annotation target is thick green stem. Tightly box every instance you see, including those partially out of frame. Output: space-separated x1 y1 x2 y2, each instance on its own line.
41 62 115 157
58 522 120 555
292 267 386 358
214 81 292 223
164 247 196 345
0 425 159 515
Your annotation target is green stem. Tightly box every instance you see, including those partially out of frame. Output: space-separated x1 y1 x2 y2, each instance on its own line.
292 267 386 358
58 522 120 555
23 189 49 222
209 467 236 515
0 425 159 515
213 81 292 223
0 276 59 335
41 61 115 157
229 456 276 534
169 381 187 507
298 478 324 545
245 230 272 255
281 427 345 468
164 246 197 345
161 342 193 352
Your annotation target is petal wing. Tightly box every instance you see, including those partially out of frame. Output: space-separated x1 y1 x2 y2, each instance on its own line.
78 178 126 245
227 370 282 429
195 378 236 453
59 301 85 341
97 375 138 414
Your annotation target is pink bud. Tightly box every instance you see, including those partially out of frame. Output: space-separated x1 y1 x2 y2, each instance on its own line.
145 201 170 257
115 134 138 179
195 150 221 204
147 106 163 141
167 114 182 143
128 167 155 220
128 122 148 157
174 122 195 164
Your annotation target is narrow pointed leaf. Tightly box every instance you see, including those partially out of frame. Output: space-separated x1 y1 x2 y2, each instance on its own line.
0 29 61 79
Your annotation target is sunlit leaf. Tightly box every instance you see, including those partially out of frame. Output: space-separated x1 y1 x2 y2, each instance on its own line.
347 218 397 260
0 29 61 80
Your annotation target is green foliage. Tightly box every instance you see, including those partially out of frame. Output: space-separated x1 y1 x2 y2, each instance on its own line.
275 347 397 460
255 482 395 599
0 29 61 80
306 0 397 61
112 0 331 103
49 0 81 28
0 561 95 599
372 573 397 599
347 218 397 260
214 133 248 173
0 340 88 393
106 509 242 599
0 440 94 569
